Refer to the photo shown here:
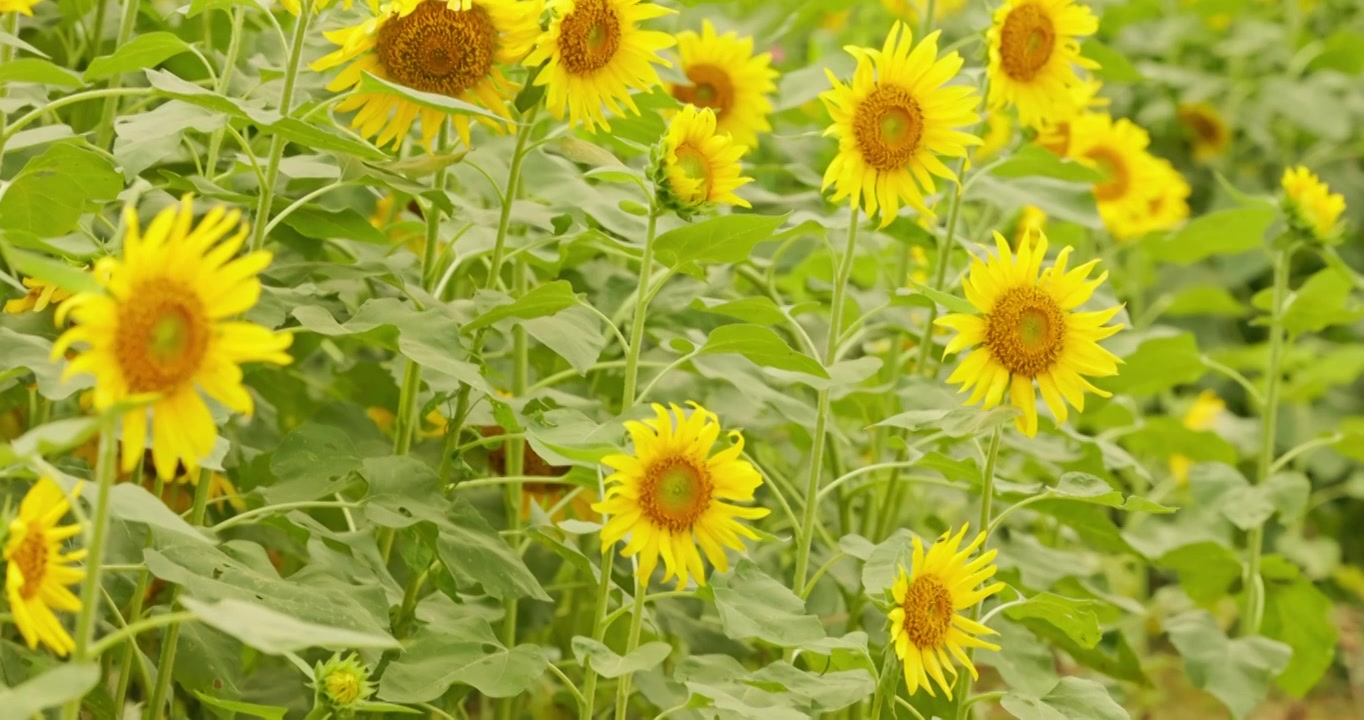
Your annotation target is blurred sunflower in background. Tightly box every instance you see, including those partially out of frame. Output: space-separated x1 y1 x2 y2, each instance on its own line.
4 276 74 315
986 0 1099 128
1064 112 1162 240
1177 103 1230 162
669 20 777 149
3 478 85 656
0 0 43 15
1281 165 1346 243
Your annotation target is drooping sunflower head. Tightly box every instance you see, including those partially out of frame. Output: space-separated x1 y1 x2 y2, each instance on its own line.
935 231 1123 436
654 104 752 215
594 402 770 589
53 196 293 480
986 0 1099 129
1177 103 1229 162
1281 166 1346 243
1063 112 1163 240
524 0 676 133
3 275 75 315
888 525 1004 698
311 0 543 149
3 477 85 656
669 20 777 149
820 22 981 228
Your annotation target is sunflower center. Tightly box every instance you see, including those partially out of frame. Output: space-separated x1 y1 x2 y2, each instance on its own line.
640 458 712 532
9 524 48 600
325 669 363 706
115 282 210 393
1085 147 1130 202
672 65 736 116
1182 112 1220 144
558 0 622 75
673 144 713 202
375 0 497 97
985 286 1067 377
999 3 1056 81
902 573 954 649
853 85 924 171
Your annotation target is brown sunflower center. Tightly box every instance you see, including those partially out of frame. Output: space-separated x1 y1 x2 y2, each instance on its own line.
558 0 622 75
986 286 1067 377
673 144 713 202
854 85 924 171
1085 146 1130 202
1179 110 1222 145
9 524 48 600
672 64 736 116
902 573 954 649
115 282 210 393
999 3 1056 81
640 458 712 532
376 0 497 97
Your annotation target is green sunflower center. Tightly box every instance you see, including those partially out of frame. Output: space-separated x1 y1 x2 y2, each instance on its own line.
116 283 210 393
641 458 712 532
985 286 1067 377
672 64 736 117
7 522 49 600
999 3 1056 82
558 0 622 75
375 0 497 98
672 144 713 203
853 84 924 171
902 573 954 649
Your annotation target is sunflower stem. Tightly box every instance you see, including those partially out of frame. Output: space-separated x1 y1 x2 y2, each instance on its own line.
915 181 964 377
249 0 312 253
93 0 141 151
113 454 155 711
792 207 859 600
579 549 615 720
495 256 531 720
614 576 648 719
1242 243 1293 636
203 6 247 177
953 424 1002 720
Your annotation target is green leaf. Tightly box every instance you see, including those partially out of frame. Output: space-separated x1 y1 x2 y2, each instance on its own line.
1045 473 1175 513
1002 677 1129 720
1277 267 1363 334
356 72 508 123
1104 330 1205 396
1017 620 1148 685
861 529 912 598
1159 541 1241 606
967 175 1101 229
193 691 288 720
280 206 387 244
1165 610 1292 719
653 213 789 269
1262 576 1337 696
1003 593 1104 649
988 145 1103 183
1165 285 1247 318
711 559 825 647
1218 471 1309 530
747 662 875 713
1082 40 1143 81
464 281 579 332
0 663 100 716
85 32 192 81
0 143 121 236
1144 208 1275 264
699 324 828 379
180 597 398 654
266 420 365 503
378 619 547 701
110 484 214 544
571 637 671 679
524 304 607 374
0 58 83 86
693 296 789 327
0 327 90 400
907 279 977 315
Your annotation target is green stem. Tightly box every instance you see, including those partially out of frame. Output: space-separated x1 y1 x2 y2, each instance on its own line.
203 6 247 176
620 209 660 413
793 207 859 598
580 551 615 720
249 0 311 252
113 456 157 710
1242 245 1292 636
496 259 531 720
210 500 362 532
954 425 1002 719
93 0 140 150
147 467 215 719
90 611 199 659
915 183 964 377
88 0 107 64
485 109 538 290
615 576 648 719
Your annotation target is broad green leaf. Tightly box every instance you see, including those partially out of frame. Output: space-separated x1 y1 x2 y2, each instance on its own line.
907 279 977 315
550 137 625 167
0 327 90 400
988 145 1103 183
378 619 547 701
693 296 789 326
1164 285 1247 318
1144 208 1274 264
110 483 214 544
0 58 83 86
1002 677 1129 720
1120 417 1238 468
1218 471 1308 530
1034 473 1175 513
524 304 607 374
699 324 828 378
85 32 192 81
1166 611 1291 719
1262 576 1337 696
181 597 398 654
1159 541 1241 606
2 248 103 296
571 638 671 679
0 663 99 716
465 281 579 332
861 529 912 598
1273 267 1363 334
1104 330 1205 396
1018 619 1148 684
747 662 875 712
357 72 508 123
653 213 789 268
1003 593 1104 649
967 174 1101 229
280 206 387 244
984 621 1062 697
1082 41 1143 81
711 559 825 647
266 420 365 503
7 417 98 460
0 143 121 236
193 692 288 720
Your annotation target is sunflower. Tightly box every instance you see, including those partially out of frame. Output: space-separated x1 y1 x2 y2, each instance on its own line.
4 276 74 315
656 105 752 214
594 402 769 589
986 0 1098 129
0 0 43 14
1064 112 1162 240
1034 76 1106 155
53 196 293 481
1177 103 1229 162
524 0 676 133
3 477 85 656
935 231 1123 437
821 22 981 228
1170 389 1224 484
1138 157 1191 236
1282 166 1346 243
889 525 1004 698
311 0 543 149
669 21 776 150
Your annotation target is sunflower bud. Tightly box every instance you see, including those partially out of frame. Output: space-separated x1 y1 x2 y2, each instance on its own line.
650 105 753 220
314 652 373 714
1281 166 1346 245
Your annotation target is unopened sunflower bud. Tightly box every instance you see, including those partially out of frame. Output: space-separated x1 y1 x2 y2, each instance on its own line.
314 652 373 712
650 105 753 220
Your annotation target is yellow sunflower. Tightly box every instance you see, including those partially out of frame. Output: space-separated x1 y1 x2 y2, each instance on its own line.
1138 157 1191 236
935 231 1123 437
821 22 981 228
889 525 1004 698
1034 76 1107 155
4 275 75 315
669 20 777 150
987 0 1099 129
3 477 85 656
1064 112 1163 240
658 105 752 212
1177 103 1229 162
594 402 770 589
0 0 43 14
524 0 676 133
53 196 293 481
1170 389 1224 484
1282 166 1346 242
311 0 543 149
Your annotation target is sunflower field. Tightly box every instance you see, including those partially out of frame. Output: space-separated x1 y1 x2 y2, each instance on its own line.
1 0 1362 717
